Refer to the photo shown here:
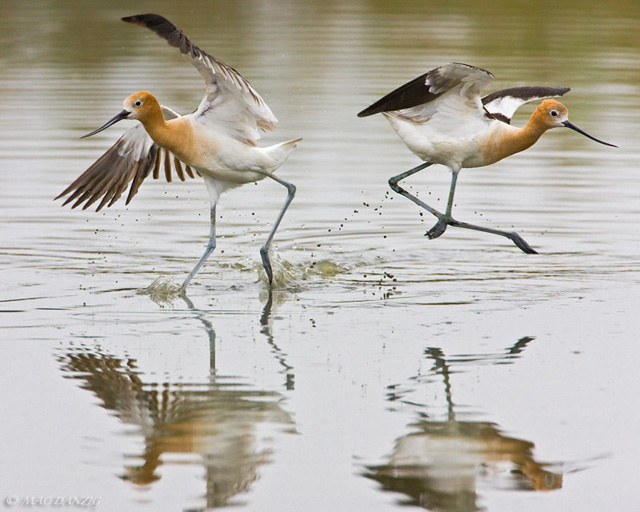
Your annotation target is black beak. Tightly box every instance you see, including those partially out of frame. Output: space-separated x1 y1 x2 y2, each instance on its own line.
81 109 131 139
562 121 617 148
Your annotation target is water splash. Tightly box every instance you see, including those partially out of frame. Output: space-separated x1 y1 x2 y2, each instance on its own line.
257 254 347 288
139 276 183 306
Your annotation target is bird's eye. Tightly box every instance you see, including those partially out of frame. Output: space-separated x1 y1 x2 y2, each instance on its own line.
134 100 142 107
550 110 558 117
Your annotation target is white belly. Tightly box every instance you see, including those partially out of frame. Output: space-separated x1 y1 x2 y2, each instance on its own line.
385 113 492 169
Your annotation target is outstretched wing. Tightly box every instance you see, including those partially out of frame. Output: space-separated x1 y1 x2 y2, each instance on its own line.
482 86 571 124
56 107 197 212
123 14 278 145
358 62 495 118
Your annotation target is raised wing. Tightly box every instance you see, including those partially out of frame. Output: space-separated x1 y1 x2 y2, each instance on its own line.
56 107 197 212
358 62 495 118
123 14 278 145
482 86 571 124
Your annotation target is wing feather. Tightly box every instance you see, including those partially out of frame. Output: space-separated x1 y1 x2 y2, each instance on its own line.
163 148 172 183
174 157 185 181
358 63 494 118
57 106 197 212
482 86 571 124
152 147 161 179
123 14 277 144
127 145 157 203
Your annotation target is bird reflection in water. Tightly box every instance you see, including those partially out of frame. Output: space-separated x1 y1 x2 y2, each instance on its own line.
365 338 564 511
58 299 294 508
260 290 295 391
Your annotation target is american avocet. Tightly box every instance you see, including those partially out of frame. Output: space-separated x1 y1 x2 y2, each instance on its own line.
56 14 301 290
358 62 616 254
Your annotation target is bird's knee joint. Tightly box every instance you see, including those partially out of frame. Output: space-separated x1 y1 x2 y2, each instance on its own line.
388 177 401 191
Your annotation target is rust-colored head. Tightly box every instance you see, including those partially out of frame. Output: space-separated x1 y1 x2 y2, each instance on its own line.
531 99 569 130
81 91 163 139
123 91 162 122
530 99 616 147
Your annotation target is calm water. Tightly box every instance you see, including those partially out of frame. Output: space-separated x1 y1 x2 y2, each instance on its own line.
1 0 639 511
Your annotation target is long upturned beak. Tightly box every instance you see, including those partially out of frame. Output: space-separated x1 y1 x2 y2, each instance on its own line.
562 121 617 148
81 109 131 138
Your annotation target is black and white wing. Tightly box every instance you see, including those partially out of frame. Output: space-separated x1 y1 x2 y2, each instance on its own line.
482 86 571 124
358 62 495 118
56 107 197 212
123 14 278 145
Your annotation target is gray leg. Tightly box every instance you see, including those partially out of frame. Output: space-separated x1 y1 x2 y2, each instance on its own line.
388 162 441 217
389 163 537 254
432 169 537 254
448 218 538 254
437 168 537 253
388 163 452 239
426 168 461 239
181 204 217 292
255 169 296 285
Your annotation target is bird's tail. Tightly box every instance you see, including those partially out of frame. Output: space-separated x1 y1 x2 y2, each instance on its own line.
278 137 303 154
265 137 302 170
